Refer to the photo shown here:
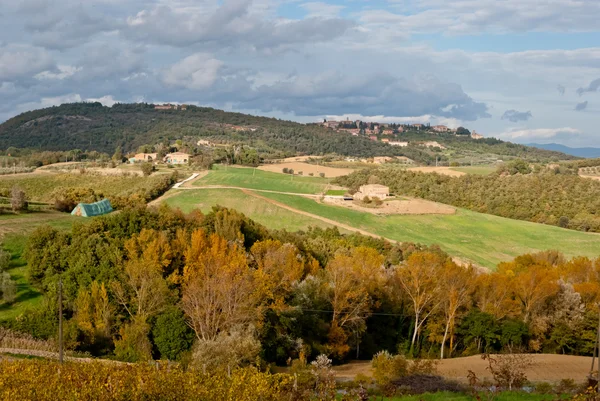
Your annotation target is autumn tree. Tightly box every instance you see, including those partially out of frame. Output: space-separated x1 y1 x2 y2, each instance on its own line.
392 251 444 352
473 273 520 320
74 281 113 354
324 247 384 359
439 262 474 359
111 229 172 321
182 230 258 341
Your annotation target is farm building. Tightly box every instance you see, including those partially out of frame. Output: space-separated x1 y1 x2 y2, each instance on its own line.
131 153 157 163
353 184 389 201
165 152 190 165
71 199 113 217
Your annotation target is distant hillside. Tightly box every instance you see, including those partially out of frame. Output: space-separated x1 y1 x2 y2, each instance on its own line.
528 143 600 158
0 102 574 164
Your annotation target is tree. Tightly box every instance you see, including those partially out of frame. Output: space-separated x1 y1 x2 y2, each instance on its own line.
111 229 171 322
182 230 258 341
113 318 153 362
152 307 194 361
10 186 27 212
74 281 113 351
439 262 474 359
324 247 384 358
140 162 154 176
0 272 16 303
112 146 123 162
455 127 470 136
392 251 443 352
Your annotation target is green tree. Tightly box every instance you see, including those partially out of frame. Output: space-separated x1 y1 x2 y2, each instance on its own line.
112 146 123 162
151 307 194 361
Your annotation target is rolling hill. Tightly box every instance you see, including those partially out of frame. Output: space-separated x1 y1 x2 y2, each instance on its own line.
0 102 574 164
528 143 600 158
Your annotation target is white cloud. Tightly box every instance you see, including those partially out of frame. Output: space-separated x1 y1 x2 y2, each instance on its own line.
498 127 581 140
162 53 224 90
35 65 81 80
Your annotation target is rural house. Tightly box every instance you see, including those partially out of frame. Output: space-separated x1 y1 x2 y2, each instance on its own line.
165 152 190 165
353 184 389 201
131 153 158 163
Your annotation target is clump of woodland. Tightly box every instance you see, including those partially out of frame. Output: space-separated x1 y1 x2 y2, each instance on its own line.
3 204 599 369
336 165 600 232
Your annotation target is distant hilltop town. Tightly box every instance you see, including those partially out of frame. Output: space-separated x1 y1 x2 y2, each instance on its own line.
319 118 485 141
154 103 188 111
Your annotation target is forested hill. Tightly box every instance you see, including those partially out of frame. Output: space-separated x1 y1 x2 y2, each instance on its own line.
0 102 572 163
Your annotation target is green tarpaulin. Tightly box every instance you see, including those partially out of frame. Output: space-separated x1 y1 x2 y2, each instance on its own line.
71 199 113 217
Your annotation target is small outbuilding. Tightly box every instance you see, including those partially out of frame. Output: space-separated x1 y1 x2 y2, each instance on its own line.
71 199 113 217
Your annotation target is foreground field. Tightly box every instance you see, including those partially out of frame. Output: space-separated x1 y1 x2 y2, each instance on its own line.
333 354 592 384
162 189 334 231
252 193 600 268
193 165 330 194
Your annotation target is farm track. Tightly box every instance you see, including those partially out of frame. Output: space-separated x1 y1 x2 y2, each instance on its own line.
240 189 392 241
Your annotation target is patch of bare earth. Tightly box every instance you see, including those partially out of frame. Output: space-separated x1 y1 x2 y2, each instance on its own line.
408 166 466 177
331 354 594 384
580 174 600 181
258 162 354 178
322 197 456 215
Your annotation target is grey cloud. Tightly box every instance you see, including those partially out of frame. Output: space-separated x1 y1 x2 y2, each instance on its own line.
0 44 54 81
123 0 355 50
557 84 565 96
575 101 588 111
577 78 600 96
501 109 532 122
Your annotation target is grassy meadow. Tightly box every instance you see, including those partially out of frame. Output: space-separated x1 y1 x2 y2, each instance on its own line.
163 188 333 231
193 165 330 194
259 193 600 268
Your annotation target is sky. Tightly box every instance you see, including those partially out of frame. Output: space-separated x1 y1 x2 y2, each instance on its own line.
1 0 599 147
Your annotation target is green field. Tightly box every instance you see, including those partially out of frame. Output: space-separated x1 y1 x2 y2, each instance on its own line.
450 165 497 175
163 189 333 232
193 166 330 194
254 193 600 268
326 189 348 196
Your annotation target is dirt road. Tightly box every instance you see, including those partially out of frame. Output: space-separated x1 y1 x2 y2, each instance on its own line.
241 189 393 241
332 354 594 384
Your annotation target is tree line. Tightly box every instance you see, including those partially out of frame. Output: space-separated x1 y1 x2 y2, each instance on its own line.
4 205 600 369
335 167 600 232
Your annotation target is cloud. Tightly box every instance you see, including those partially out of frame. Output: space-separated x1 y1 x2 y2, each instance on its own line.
557 84 565 96
124 0 355 51
501 109 532 122
375 0 600 35
577 78 600 96
162 53 224 90
499 127 581 140
575 101 588 111
0 44 54 81
300 2 345 18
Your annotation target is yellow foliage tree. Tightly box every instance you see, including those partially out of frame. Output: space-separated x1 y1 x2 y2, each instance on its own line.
182 230 258 341
74 281 113 344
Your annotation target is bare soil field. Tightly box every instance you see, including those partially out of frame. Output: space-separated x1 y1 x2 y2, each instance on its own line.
332 354 593 384
408 166 466 177
258 162 354 178
322 197 456 215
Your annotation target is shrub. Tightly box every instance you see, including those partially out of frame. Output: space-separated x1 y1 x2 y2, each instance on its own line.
113 320 153 362
0 272 16 303
362 196 371 204
282 168 289 174
559 216 570 228
192 326 261 373
298 171 303 176
391 374 465 395
535 382 554 394
10 186 27 212
309 173 314 176
151 307 194 361
319 173 325 178
140 162 154 176
482 352 532 390
372 196 383 206
289 169 294 175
